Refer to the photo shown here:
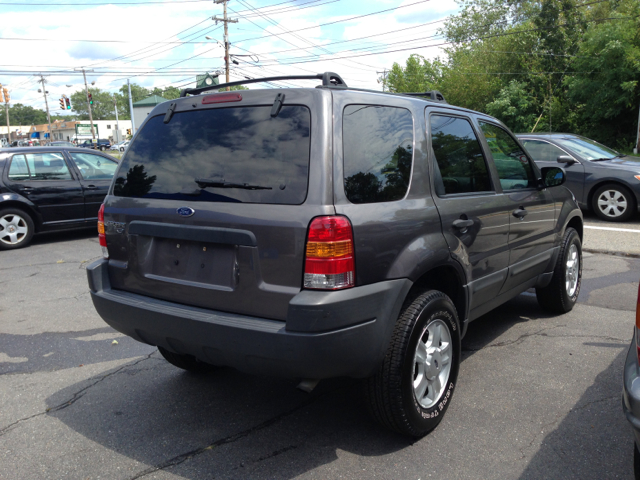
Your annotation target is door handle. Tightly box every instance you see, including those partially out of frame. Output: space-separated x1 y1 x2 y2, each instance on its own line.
84 185 98 190
512 208 528 219
453 218 474 229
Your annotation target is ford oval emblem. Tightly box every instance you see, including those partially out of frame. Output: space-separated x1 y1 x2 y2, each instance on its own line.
176 207 195 217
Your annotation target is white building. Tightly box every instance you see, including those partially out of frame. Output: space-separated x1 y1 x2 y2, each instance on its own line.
132 95 168 133
50 119 132 143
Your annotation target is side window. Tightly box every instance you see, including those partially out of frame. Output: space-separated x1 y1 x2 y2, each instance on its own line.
522 139 568 163
343 105 413 204
430 115 492 195
69 152 118 180
479 122 536 190
24 153 72 180
8 155 30 180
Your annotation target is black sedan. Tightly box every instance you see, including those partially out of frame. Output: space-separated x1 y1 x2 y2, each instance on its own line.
517 133 640 222
0 146 119 250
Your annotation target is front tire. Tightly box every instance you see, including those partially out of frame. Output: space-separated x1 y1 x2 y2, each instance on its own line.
592 183 636 222
0 208 35 250
536 227 582 313
365 290 461 437
158 346 217 373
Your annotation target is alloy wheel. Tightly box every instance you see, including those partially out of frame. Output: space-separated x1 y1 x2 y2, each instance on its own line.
413 319 452 409
0 213 29 245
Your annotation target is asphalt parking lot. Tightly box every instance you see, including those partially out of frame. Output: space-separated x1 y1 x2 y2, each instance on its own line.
1 215 639 480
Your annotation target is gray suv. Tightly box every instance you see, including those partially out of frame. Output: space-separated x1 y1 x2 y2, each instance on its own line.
87 72 583 437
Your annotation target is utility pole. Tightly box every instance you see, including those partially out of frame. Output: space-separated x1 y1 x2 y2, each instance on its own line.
0 84 10 143
377 69 388 92
127 79 135 134
635 102 640 154
36 75 53 144
213 0 238 91
113 94 120 144
74 68 96 142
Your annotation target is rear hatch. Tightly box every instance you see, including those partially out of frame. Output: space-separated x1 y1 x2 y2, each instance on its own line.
103 89 334 321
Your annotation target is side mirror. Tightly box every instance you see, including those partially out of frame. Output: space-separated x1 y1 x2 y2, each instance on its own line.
540 166 566 188
557 155 576 165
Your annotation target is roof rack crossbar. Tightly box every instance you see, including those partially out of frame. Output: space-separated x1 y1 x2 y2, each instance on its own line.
180 72 347 97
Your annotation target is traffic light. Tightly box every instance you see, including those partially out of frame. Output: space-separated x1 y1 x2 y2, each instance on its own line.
59 98 65 110
65 98 71 110
126 128 131 135
88 93 93 105
2 88 8 103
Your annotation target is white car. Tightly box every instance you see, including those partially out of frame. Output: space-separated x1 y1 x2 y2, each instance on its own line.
110 141 129 152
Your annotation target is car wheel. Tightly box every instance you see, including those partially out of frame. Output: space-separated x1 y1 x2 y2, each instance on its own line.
100 146 106 151
120 147 125 152
536 227 582 313
592 183 636 222
158 346 217 373
0 208 35 250
364 290 460 437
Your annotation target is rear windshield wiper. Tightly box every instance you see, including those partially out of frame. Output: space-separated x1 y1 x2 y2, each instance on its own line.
195 178 272 190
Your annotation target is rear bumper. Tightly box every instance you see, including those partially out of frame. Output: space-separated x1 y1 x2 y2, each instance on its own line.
623 332 640 447
87 259 411 379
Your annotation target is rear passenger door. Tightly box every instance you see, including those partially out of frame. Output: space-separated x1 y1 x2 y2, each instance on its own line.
67 151 119 220
477 123 556 293
4 151 84 225
426 110 512 313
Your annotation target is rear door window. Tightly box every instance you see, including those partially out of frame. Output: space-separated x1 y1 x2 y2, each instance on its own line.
9 152 72 181
430 115 492 195
113 105 311 204
342 105 413 203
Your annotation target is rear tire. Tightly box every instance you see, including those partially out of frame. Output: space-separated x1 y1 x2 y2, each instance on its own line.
0 208 35 250
536 227 582 313
365 290 461 437
158 346 217 373
592 183 636 222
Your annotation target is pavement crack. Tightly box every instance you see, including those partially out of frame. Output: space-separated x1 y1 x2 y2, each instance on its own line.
0 353 156 437
463 328 628 352
128 385 345 480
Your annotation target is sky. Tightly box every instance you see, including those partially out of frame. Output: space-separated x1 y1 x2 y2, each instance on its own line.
0 0 460 116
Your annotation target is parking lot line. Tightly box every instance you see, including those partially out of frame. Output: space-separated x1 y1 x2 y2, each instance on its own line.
585 225 640 233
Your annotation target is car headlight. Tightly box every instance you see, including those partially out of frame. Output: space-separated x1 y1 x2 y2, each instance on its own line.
634 175 640 181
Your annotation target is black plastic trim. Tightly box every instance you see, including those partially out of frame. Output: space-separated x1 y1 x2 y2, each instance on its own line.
128 221 257 246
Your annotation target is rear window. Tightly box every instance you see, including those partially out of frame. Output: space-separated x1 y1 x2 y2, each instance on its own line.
113 105 311 204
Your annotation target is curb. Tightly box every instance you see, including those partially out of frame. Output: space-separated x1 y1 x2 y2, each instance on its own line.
583 248 640 259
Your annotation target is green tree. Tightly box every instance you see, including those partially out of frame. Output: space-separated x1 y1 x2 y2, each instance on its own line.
70 88 119 120
564 4 640 148
384 54 443 93
0 103 47 125
485 80 538 132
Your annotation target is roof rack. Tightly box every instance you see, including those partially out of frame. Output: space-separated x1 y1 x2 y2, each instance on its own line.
402 91 447 103
180 72 347 97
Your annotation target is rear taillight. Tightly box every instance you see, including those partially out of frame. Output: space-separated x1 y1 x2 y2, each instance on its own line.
636 283 640 364
304 216 355 290
97 204 108 259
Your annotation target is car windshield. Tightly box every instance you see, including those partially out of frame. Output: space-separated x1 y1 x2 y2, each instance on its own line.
555 136 620 161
